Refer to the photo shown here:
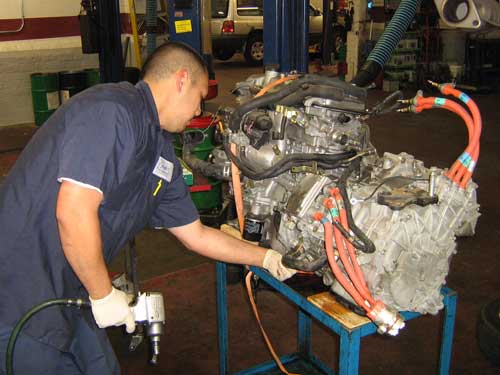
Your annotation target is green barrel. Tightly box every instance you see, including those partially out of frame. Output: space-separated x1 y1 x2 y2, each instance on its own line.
189 179 222 211
174 115 216 160
84 68 100 88
30 72 60 126
59 70 87 104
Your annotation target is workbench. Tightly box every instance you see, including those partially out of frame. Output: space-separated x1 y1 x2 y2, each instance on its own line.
216 262 457 375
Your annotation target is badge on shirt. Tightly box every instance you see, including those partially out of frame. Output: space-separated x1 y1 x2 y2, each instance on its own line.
153 157 173 182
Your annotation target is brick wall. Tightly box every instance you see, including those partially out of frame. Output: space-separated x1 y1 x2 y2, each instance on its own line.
0 45 98 127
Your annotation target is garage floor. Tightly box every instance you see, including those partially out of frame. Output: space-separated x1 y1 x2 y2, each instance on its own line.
1 54 499 374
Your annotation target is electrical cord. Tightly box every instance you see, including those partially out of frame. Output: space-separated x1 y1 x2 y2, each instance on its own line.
368 90 404 116
6 298 90 375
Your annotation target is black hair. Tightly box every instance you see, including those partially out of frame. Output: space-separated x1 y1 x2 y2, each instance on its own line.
141 41 207 83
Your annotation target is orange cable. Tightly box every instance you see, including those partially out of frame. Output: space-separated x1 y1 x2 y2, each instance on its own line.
255 75 299 98
230 143 245 234
245 272 300 375
331 190 375 305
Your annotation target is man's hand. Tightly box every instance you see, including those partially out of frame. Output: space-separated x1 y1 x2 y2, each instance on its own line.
90 287 136 333
262 249 297 281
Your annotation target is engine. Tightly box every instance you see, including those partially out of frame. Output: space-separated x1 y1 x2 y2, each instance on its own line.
200 73 479 333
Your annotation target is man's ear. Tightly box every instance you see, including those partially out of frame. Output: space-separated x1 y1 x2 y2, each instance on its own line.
174 69 189 92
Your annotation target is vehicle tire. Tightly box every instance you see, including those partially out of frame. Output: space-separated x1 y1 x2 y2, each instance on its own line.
244 33 264 65
477 298 500 365
213 48 235 61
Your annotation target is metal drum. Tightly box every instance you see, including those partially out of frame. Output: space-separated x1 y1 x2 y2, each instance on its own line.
30 72 60 126
174 114 216 160
59 70 87 104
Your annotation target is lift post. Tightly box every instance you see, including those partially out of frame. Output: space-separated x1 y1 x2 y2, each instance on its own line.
263 0 310 73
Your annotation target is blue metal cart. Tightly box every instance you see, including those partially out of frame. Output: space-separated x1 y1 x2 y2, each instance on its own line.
216 262 457 375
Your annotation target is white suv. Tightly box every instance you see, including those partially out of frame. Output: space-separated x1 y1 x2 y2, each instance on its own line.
211 0 323 65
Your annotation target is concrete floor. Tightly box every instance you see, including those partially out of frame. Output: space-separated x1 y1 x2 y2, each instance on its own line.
1 53 499 373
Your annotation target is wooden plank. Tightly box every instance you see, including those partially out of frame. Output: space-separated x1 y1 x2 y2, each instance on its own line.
308 292 371 330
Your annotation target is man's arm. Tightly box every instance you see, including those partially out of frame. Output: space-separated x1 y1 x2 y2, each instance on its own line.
168 219 268 266
55 180 112 299
56 180 135 332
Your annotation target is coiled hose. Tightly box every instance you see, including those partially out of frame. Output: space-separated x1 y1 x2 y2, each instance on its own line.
5 299 90 375
351 0 422 87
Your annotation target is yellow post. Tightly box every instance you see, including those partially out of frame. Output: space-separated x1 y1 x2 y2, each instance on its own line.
128 0 143 69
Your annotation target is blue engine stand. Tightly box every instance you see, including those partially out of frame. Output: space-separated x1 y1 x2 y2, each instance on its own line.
216 262 457 375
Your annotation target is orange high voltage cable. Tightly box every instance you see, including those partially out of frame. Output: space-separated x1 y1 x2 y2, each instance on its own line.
399 94 478 188
322 196 375 306
429 82 482 188
330 189 375 304
315 213 372 313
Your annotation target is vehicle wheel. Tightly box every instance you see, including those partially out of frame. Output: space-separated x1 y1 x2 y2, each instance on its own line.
213 48 235 61
477 298 500 365
244 33 264 65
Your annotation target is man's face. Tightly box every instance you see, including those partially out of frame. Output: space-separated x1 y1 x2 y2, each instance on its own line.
162 72 208 133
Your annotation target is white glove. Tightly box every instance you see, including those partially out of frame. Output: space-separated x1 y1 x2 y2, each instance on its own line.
89 287 136 333
262 249 297 281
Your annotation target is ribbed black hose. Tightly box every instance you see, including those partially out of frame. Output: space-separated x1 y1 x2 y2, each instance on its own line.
338 159 376 253
6 299 90 375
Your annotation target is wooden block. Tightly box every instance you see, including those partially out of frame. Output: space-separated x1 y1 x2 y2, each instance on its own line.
307 292 371 330
220 223 242 239
220 224 258 245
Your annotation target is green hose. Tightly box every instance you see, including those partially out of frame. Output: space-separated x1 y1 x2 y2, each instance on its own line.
5 298 90 375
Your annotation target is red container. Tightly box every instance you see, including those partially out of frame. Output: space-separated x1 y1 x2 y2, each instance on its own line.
206 79 218 100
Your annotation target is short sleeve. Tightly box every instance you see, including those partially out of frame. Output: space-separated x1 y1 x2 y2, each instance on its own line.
57 101 136 197
150 158 199 229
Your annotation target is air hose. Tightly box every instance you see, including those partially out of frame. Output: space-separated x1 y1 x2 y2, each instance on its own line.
351 0 422 87
5 298 90 375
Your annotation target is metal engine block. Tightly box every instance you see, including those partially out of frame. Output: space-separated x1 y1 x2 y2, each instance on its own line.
220 73 480 315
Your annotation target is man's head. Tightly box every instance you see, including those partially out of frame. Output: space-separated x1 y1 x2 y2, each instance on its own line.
142 42 209 133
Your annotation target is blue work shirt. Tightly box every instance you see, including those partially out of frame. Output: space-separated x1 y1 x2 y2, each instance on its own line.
0 81 199 352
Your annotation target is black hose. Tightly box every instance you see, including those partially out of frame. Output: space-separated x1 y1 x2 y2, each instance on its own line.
338 160 376 253
223 139 356 180
6 298 90 375
229 75 367 131
182 145 230 181
331 219 367 250
282 254 328 272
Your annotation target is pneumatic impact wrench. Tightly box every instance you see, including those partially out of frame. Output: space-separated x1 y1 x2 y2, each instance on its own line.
112 239 166 365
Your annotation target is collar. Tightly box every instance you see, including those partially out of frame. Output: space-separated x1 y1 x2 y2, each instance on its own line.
135 80 173 141
136 80 160 128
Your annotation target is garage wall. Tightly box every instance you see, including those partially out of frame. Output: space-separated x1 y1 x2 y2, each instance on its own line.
0 0 135 127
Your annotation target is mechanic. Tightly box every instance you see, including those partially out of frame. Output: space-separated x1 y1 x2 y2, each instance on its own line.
0 42 296 374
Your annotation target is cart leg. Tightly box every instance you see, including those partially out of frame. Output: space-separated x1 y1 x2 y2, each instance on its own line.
298 309 312 358
339 329 361 375
217 262 228 375
439 290 457 375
